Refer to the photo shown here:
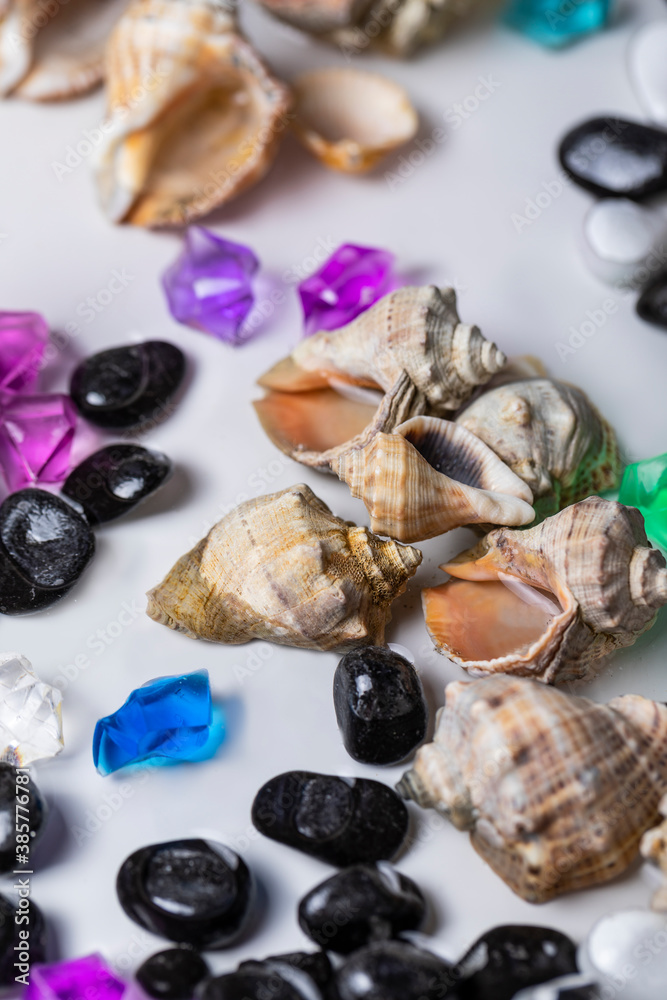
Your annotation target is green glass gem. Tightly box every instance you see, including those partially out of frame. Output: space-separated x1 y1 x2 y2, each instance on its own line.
619 452 667 550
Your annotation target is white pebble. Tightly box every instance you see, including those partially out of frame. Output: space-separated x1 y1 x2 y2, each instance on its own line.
582 199 667 287
578 909 667 1000
629 21 667 127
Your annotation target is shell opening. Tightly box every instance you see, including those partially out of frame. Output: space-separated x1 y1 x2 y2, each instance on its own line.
254 387 380 456
403 421 492 486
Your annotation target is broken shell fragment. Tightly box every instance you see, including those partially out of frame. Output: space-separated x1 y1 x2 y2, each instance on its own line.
292 68 418 173
640 794 667 911
422 497 667 684
398 675 667 903
146 483 421 651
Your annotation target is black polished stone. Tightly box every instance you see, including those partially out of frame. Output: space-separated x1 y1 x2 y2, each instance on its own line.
454 926 578 1000
336 941 457 1000
199 968 304 1000
0 764 47 875
0 488 95 614
334 647 427 765
136 947 209 1000
0 893 47 987
637 271 667 329
62 444 173 525
69 341 186 431
240 951 336 997
558 116 667 199
251 771 409 867
299 864 426 954
116 839 255 949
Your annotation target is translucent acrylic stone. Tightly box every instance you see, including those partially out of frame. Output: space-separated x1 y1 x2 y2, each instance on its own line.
0 652 63 766
503 0 611 47
299 244 395 335
619 452 667 549
25 954 127 1000
162 227 259 344
0 311 49 393
0 392 77 491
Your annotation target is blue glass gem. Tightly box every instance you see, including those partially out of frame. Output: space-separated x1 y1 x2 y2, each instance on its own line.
93 671 223 775
503 0 611 48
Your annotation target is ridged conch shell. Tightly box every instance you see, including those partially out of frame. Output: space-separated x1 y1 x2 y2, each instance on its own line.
335 415 535 542
146 483 421 650
422 497 667 684
641 795 667 911
292 68 418 173
94 0 291 226
398 675 667 903
456 378 621 522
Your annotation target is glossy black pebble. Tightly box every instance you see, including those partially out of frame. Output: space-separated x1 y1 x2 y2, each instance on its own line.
136 947 209 1000
637 271 667 329
558 116 667 200
199 968 305 1000
334 647 427 765
239 951 336 997
299 863 426 954
0 893 47 986
0 488 95 614
116 839 254 950
62 444 173 525
336 941 457 1000
251 771 409 867
0 764 47 874
454 925 578 1000
70 341 186 431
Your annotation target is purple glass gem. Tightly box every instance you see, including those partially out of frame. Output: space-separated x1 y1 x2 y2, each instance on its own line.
0 393 77 492
0 311 49 393
25 954 127 1000
299 244 395 336
162 226 260 345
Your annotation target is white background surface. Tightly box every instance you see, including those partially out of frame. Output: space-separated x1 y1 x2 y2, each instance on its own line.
1 0 667 985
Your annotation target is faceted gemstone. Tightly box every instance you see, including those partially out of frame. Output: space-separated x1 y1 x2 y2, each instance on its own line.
0 761 47 873
25 954 125 1000
239 952 335 998
578 910 667 1000
0 488 95 614
1 893 47 987
93 671 220 775
299 244 395 335
559 117 667 199
200 969 304 1000
69 341 186 431
454 926 578 1000
0 311 49 393
136 948 209 1000
62 444 173 525
637 272 667 330
298 863 426 954
334 646 427 765
116 839 255 949
0 392 77 491
335 941 456 1000
629 22 667 128
619 452 667 549
0 653 63 765
503 0 610 48
582 199 666 288
162 227 259 344
251 771 409 866
512 976 600 1000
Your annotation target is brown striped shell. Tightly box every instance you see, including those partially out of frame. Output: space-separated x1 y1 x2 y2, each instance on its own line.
641 795 667 911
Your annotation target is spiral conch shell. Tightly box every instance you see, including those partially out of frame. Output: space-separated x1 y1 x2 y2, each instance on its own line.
94 0 291 226
146 483 421 651
640 796 667 911
423 497 667 684
398 675 667 903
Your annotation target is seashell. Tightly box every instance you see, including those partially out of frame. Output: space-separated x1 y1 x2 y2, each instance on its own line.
397 674 667 903
334 415 535 542
146 483 421 650
456 378 621 522
292 68 418 174
422 497 667 684
94 0 292 227
640 794 667 911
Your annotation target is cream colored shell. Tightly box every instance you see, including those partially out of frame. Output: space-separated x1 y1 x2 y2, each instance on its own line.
641 795 667 911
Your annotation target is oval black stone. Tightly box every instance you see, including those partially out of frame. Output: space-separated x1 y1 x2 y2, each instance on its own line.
0 764 47 875
637 271 667 329
70 341 186 431
454 925 578 1000
334 647 427 765
298 864 426 954
62 444 173 525
0 488 95 614
336 941 456 1000
251 771 409 867
199 968 304 1000
136 947 209 1000
0 893 47 986
116 839 255 949
558 116 667 199
239 951 335 997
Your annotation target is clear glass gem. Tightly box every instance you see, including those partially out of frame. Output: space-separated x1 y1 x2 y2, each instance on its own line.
0 652 63 766
299 244 395 336
0 392 77 492
0 311 49 393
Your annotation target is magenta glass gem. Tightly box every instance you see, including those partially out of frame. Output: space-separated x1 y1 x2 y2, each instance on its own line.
0 311 49 393
25 954 127 1000
299 244 395 335
0 393 77 492
162 226 260 345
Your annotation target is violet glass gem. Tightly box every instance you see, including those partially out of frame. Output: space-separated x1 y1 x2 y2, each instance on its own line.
162 227 260 345
25 954 127 1000
0 311 49 393
0 393 77 491
299 244 395 335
